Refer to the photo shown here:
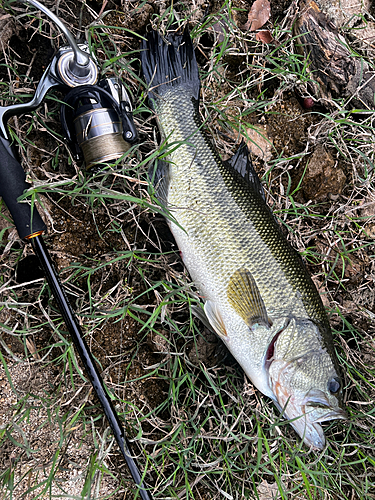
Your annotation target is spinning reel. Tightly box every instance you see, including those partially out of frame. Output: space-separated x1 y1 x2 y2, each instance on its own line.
1 0 137 173
61 77 138 168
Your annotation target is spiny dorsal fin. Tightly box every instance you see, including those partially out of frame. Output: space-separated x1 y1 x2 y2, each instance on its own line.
225 141 266 201
204 301 228 339
227 268 271 328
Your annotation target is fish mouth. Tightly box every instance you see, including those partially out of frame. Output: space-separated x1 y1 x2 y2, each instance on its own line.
273 383 347 450
283 404 347 450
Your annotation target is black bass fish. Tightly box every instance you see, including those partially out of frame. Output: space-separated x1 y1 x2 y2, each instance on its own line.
141 29 346 449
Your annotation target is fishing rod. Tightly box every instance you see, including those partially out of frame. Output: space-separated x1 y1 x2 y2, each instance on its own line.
0 1 152 498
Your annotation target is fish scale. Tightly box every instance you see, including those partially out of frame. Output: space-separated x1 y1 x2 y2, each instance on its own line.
141 29 346 449
156 89 311 322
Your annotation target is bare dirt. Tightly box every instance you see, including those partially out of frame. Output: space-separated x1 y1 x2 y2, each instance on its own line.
0 0 375 499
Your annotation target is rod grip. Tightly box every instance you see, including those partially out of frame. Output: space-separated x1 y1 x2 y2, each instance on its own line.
0 137 46 239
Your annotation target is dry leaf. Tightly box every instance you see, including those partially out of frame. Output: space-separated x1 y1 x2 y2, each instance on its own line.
301 146 346 201
256 29 273 43
25 338 41 361
257 480 281 500
0 8 18 48
243 125 273 161
242 0 271 31
359 197 375 239
211 21 225 43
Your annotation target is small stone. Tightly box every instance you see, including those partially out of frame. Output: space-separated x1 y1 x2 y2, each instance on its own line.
302 97 315 109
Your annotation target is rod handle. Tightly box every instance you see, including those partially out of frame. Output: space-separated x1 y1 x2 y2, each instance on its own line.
0 137 46 239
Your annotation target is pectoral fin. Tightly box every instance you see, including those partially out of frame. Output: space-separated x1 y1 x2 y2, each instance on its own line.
227 268 271 329
204 301 228 339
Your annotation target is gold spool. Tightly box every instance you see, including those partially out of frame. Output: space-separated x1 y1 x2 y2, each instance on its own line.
80 132 130 169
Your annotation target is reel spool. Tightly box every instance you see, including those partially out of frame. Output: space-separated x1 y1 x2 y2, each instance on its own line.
61 78 138 169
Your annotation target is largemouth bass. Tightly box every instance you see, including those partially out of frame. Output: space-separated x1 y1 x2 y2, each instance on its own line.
141 30 346 449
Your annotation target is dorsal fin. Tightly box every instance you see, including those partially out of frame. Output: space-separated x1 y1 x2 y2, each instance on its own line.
225 141 266 201
227 268 272 328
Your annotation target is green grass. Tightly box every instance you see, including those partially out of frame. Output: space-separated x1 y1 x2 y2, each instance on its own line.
0 0 375 498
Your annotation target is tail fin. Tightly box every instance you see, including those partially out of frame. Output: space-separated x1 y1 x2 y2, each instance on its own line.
140 30 200 108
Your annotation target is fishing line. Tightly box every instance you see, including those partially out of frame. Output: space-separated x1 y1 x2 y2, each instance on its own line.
80 132 130 168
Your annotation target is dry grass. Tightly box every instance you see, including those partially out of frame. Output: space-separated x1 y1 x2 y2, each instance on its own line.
0 0 374 498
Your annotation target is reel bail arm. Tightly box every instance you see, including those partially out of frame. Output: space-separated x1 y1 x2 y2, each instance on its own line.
19 0 97 84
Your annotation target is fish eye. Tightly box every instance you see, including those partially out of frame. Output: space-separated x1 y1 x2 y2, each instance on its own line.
328 377 341 394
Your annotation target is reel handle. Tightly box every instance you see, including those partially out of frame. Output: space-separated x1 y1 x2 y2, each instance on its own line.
0 137 46 239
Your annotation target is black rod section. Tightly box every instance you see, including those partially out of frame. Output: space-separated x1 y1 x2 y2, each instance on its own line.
0 137 46 239
31 235 153 500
